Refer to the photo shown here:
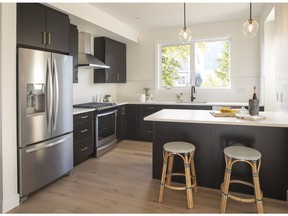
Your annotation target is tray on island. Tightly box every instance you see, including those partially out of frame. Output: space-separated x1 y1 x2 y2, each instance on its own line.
210 111 236 117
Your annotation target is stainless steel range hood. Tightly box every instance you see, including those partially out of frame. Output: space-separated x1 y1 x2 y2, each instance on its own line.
78 32 110 69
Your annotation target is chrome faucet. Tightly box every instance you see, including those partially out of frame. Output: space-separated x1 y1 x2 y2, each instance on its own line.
191 85 196 102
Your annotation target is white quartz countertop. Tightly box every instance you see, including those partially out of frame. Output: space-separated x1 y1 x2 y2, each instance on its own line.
115 101 263 107
73 108 95 115
144 109 288 128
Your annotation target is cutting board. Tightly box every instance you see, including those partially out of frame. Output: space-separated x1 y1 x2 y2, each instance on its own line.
210 111 236 117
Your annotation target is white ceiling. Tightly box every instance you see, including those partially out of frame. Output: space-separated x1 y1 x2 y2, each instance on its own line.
92 3 264 31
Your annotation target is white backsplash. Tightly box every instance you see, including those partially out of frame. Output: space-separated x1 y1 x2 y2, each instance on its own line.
73 67 117 104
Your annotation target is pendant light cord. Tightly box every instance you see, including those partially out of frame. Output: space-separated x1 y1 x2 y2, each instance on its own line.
250 2 252 20
184 2 186 28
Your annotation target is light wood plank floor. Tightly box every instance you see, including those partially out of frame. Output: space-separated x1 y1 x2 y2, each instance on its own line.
9 140 288 213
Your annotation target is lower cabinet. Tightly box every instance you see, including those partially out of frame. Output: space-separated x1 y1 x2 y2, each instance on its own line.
126 104 213 142
117 105 127 143
73 111 94 166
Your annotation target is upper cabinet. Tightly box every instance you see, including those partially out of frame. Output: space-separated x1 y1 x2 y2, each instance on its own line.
93 37 126 83
17 3 70 54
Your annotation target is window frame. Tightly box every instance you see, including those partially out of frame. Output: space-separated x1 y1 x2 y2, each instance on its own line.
155 35 234 93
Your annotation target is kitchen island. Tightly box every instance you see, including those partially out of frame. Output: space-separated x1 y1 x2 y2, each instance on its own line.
144 109 288 201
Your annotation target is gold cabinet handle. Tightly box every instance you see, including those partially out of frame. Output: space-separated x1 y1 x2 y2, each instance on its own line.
80 115 88 119
42 32 46 44
47 33 51 45
80 129 88 133
147 130 153 133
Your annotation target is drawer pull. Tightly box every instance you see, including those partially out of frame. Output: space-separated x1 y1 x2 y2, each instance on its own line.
81 147 88 151
80 116 88 119
80 129 88 133
147 130 153 133
147 107 155 110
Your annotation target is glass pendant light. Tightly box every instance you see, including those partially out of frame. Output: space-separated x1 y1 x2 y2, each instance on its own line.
242 3 258 38
179 3 192 43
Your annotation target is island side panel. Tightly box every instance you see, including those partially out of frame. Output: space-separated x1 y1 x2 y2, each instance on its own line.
213 124 288 201
152 122 214 188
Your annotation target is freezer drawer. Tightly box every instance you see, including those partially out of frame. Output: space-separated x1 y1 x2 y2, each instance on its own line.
18 133 73 199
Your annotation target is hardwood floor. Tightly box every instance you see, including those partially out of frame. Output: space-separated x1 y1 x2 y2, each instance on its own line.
9 140 288 213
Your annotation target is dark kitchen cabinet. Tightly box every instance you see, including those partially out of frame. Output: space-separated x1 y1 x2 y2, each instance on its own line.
73 111 94 166
93 37 126 83
117 105 127 142
17 3 70 53
69 24 79 83
126 105 138 140
127 104 213 142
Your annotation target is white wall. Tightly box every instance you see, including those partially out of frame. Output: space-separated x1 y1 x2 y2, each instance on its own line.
73 68 117 104
117 18 260 103
0 3 19 213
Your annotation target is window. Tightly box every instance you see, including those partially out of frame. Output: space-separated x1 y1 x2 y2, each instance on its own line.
160 44 190 89
157 37 231 90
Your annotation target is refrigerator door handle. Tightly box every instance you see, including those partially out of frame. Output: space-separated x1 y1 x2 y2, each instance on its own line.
25 135 70 153
52 58 59 131
46 58 53 132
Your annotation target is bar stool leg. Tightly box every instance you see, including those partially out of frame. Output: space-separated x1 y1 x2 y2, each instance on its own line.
159 150 168 203
252 161 264 213
166 154 174 186
190 151 198 193
184 153 193 209
220 155 232 213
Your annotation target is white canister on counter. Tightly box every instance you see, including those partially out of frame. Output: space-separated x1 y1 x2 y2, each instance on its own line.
137 94 146 103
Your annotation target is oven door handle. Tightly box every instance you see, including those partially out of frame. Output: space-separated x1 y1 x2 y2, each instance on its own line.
97 110 117 117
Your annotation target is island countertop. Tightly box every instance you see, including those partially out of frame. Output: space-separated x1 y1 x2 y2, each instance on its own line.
144 109 288 128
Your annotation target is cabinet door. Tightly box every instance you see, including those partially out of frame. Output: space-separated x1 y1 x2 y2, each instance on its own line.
107 39 126 83
93 37 126 83
17 3 46 49
104 38 118 83
117 105 127 142
46 8 70 53
117 42 126 83
126 105 138 140
69 24 79 83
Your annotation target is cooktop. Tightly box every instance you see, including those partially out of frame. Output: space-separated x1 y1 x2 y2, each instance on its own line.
73 102 117 110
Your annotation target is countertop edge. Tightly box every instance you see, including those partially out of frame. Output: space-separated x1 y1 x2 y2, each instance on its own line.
144 109 288 128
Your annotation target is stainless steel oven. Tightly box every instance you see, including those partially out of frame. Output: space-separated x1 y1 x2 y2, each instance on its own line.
95 109 117 157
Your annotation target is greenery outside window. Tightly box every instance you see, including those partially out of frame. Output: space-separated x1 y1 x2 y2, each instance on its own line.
157 37 231 90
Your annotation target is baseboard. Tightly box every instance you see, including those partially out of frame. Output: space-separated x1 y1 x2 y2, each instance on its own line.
0 193 19 213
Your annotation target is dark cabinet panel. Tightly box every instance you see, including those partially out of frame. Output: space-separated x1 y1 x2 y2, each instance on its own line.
46 8 70 53
17 3 46 49
138 124 153 141
138 105 207 141
73 121 93 143
73 111 94 166
69 24 79 83
17 3 70 53
73 111 93 124
73 138 94 166
117 105 127 142
126 105 138 140
94 37 126 83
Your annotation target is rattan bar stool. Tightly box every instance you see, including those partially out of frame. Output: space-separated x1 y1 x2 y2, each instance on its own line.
159 141 198 209
220 145 264 213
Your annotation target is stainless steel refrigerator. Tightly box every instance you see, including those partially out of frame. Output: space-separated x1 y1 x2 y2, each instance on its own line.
17 48 73 202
